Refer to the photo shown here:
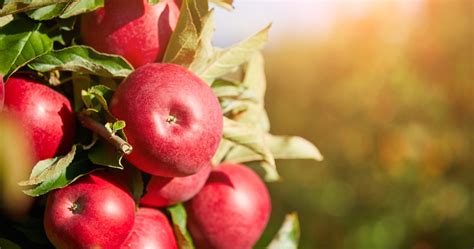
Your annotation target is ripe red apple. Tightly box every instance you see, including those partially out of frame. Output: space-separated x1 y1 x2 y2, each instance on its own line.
140 162 212 207
44 171 136 249
0 76 4 111
186 163 271 249
80 0 180 68
110 63 223 177
121 207 177 249
3 76 75 162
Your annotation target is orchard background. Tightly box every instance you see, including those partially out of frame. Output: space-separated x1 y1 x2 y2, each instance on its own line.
247 1 472 248
0 0 473 249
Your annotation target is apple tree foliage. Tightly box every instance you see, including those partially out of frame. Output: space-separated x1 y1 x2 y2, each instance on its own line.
0 0 322 248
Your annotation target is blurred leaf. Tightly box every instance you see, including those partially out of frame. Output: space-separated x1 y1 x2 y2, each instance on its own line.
88 140 124 169
197 24 271 84
243 52 266 102
27 3 67 20
210 0 233 10
18 145 97 196
126 166 144 204
188 9 215 73
211 138 234 165
0 0 71 16
27 0 101 20
267 213 300 249
237 103 270 132
28 45 133 77
72 72 91 111
223 117 279 181
163 0 208 66
20 146 77 186
268 135 323 161
60 0 103 18
57 15 76 30
220 98 249 115
225 134 323 163
233 52 270 130
0 238 21 249
167 203 195 249
0 14 13 27
148 0 160 4
211 78 247 98
0 18 53 78
81 84 113 113
112 120 126 133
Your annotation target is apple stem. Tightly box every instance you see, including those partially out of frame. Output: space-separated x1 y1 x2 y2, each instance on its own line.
77 112 133 155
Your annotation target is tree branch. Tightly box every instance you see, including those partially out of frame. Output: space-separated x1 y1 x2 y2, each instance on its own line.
77 112 133 155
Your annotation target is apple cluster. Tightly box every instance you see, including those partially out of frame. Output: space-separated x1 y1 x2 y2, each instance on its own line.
2 0 275 248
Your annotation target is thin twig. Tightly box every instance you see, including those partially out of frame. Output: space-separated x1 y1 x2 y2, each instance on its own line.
77 112 132 155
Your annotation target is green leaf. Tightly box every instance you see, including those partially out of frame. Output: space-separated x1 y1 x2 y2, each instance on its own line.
188 9 215 73
243 52 266 102
27 3 67 20
163 0 201 66
28 45 133 77
20 146 77 186
0 0 71 16
148 0 161 4
81 84 114 113
88 140 124 169
125 166 144 204
112 120 126 133
197 24 271 84
237 103 270 131
0 238 21 249
211 138 234 165
268 135 323 161
60 17 76 30
167 204 195 249
225 134 323 163
209 0 233 10
72 72 91 111
223 117 279 181
60 0 103 18
267 213 300 249
220 98 249 115
0 14 13 27
0 18 53 78
211 79 246 98
18 145 97 196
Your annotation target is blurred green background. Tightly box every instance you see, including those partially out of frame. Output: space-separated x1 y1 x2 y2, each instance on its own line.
245 1 473 248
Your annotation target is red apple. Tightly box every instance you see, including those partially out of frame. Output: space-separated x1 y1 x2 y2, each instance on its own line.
3 76 75 162
81 0 180 68
0 76 4 111
121 207 177 249
140 162 212 207
110 63 223 177
186 163 271 249
44 171 136 249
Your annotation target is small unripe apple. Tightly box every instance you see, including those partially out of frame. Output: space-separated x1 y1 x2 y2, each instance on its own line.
3 76 75 162
110 63 223 177
140 163 212 207
44 171 136 249
186 163 271 249
81 0 180 68
121 207 177 249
